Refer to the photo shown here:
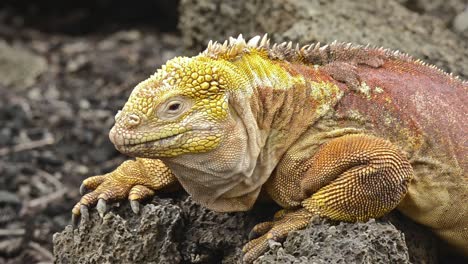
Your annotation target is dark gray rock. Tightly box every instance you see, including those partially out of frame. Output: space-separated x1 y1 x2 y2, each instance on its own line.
179 0 468 79
177 196 253 263
53 196 437 263
53 196 257 263
454 7 468 36
401 0 467 26
389 213 439 264
256 218 410 264
0 191 24 257
53 198 183 264
0 41 47 89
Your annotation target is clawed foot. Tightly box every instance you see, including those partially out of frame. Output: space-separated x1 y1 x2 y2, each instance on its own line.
242 208 313 263
71 159 178 227
72 169 158 227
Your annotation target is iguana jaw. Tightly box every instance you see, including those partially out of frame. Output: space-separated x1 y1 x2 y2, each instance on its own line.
109 126 184 154
109 123 221 158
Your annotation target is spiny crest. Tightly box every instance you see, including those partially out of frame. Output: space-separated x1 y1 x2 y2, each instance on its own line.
202 33 412 64
202 34 465 84
203 34 271 60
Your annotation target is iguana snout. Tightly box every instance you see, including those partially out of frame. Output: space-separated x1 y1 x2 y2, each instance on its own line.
109 119 191 156
109 101 223 158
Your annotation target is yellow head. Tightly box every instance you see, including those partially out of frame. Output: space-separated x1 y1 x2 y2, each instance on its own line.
109 55 249 157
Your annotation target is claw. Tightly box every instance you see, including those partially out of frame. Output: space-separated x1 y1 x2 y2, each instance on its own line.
72 213 79 229
80 205 89 221
79 183 88 195
248 230 258 241
249 221 274 240
130 200 140 214
96 199 107 218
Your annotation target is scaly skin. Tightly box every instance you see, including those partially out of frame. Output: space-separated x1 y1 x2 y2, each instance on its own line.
73 35 468 262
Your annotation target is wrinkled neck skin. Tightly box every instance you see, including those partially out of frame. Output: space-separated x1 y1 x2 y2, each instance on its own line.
161 89 265 212
162 56 341 212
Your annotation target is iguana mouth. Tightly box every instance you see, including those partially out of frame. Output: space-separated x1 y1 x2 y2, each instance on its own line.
127 133 184 147
109 126 190 149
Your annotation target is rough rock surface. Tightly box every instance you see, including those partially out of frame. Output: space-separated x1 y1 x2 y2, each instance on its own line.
0 40 47 88
53 197 426 264
453 7 468 36
179 0 468 79
54 198 183 263
53 196 257 263
257 218 410 264
402 0 467 26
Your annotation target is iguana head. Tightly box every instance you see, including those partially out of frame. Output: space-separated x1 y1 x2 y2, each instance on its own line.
109 55 249 158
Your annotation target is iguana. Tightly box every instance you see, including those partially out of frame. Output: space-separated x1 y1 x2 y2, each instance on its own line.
72 34 468 262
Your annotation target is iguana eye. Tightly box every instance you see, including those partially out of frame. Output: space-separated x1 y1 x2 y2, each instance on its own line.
158 96 192 120
167 102 181 112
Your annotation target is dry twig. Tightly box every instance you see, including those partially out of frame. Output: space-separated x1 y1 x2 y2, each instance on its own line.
29 241 54 262
0 228 25 236
20 188 68 217
0 135 55 156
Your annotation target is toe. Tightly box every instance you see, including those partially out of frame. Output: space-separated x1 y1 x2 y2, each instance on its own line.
242 236 269 263
128 185 155 214
242 208 314 263
249 221 274 240
71 202 82 227
273 208 293 220
96 183 128 201
72 201 81 216
128 185 155 202
242 235 264 253
80 191 100 207
71 191 99 224
81 175 107 193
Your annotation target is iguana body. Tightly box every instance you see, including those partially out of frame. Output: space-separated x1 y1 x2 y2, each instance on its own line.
73 35 468 262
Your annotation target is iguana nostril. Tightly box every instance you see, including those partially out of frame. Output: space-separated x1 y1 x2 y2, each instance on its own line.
127 114 141 127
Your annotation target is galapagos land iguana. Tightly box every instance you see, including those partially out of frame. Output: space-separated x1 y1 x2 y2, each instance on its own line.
72 34 468 262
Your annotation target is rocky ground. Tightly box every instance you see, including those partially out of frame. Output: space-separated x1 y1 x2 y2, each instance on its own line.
53 195 441 264
0 0 467 263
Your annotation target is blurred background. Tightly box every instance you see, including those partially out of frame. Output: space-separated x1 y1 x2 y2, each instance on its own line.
0 0 466 263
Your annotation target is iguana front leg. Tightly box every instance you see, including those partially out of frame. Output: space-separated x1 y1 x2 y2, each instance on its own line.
243 134 414 262
72 158 178 224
